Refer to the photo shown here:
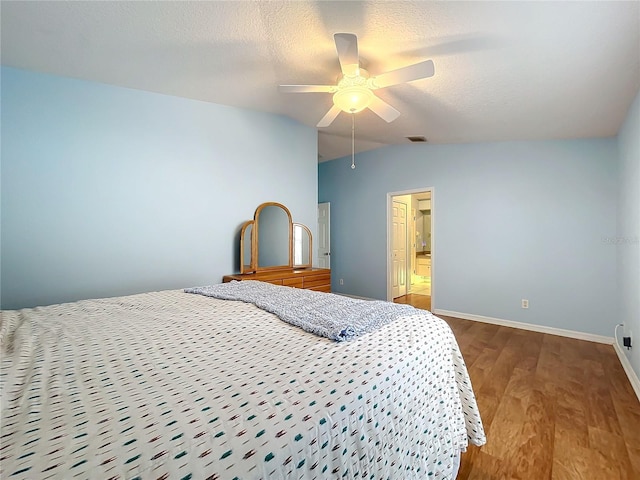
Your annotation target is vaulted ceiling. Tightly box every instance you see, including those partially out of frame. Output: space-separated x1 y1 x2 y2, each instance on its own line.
2 1 639 161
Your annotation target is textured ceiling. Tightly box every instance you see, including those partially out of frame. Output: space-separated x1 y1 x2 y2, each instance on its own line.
2 1 639 161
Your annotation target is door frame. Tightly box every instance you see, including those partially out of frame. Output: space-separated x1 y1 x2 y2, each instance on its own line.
317 202 330 268
386 187 435 307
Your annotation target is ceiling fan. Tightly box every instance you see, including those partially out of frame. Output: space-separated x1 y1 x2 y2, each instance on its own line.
279 33 435 128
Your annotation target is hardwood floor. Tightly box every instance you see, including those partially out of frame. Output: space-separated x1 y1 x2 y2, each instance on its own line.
394 298 640 479
394 293 431 311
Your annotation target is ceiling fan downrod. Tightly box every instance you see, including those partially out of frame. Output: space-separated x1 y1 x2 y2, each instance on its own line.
351 114 356 170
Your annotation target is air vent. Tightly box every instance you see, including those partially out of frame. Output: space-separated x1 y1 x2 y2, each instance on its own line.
406 136 427 143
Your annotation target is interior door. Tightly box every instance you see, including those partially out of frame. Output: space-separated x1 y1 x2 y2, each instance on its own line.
317 202 330 268
392 201 407 298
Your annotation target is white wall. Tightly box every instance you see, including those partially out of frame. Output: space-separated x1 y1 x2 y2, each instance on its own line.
1 67 318 309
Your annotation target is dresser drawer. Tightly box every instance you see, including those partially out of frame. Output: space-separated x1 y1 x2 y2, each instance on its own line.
282 277 304 288
223 269 331 293
303 276 330 288
308 285 331 293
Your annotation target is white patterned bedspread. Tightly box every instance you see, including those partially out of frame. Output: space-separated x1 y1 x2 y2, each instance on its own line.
1 289 485 479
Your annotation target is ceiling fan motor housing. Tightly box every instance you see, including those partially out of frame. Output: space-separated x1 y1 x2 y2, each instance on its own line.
333 68 374 113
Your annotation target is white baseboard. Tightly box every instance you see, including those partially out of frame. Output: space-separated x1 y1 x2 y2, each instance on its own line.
613 342 640 402
334 293 377 301
434 309 640 403
433 309 613 344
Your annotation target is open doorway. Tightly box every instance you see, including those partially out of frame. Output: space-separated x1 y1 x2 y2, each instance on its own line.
387 188 434 311
317 202 330 268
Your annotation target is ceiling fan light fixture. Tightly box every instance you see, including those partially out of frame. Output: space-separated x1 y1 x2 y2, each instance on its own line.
333 86 374 113
279 33 435 130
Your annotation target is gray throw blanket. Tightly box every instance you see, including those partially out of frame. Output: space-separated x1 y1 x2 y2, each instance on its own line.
185 281 417 341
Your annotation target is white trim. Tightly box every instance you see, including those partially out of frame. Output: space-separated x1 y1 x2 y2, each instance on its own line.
613 342 640 402
434 309 640 402
386 187 435 308
317 202 330 269
433 309 613 344
335 293 376 301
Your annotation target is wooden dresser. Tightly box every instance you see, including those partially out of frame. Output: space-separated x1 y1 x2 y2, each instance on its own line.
223 268 331 293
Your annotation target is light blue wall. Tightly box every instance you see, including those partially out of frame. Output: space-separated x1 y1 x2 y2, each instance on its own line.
1 67 318 309
617 89 640 378
319 139 618 336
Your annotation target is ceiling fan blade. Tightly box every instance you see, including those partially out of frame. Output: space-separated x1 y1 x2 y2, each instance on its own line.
371 60 435 89
368 95 401 123
334 33 360 76
279 85 336 93
317 105 342 128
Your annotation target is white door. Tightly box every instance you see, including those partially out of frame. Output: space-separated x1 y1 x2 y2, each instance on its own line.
391 201 407 298
317 202 330 268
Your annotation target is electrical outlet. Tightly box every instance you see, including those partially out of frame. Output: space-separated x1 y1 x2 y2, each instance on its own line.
623 336 632 349
521 299 529 309
339 279 344 285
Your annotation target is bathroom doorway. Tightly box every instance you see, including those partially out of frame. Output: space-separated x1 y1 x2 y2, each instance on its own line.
387 188 434 311
411 191 432 298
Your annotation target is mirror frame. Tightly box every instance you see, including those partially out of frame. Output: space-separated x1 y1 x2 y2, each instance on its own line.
240 202 313 274
239 220 254 274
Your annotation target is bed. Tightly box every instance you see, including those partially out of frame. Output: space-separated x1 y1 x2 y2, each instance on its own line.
1 283 485 479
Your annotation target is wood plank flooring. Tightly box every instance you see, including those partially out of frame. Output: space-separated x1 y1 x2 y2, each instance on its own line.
394 293 431 311
393 298 640 479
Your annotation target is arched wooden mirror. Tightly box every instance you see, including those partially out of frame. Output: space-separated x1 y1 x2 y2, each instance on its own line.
293 223 312 269
256 203 292 270
240 202 312 274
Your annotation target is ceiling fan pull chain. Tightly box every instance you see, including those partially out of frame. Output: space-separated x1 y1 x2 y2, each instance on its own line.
351 113 356 170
